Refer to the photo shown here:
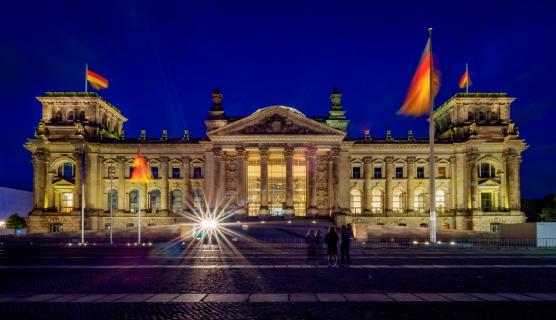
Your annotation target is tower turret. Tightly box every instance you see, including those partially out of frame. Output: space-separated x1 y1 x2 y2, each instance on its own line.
325 88 349 132
205 88 229 132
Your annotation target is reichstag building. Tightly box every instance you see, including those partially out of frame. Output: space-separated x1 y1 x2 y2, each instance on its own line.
25 89 526 233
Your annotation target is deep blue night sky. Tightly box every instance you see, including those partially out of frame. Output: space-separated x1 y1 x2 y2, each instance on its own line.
1 0 555 198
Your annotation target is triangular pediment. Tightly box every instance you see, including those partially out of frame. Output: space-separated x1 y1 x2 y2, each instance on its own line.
208 106 345 142
478 178 501 187
53 178 75 186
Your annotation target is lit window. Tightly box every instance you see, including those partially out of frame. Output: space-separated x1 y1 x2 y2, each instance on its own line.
414 191 426 213
416 166 425 179
435 190 445 213
374 167 382 179
151 167 159 179
392 189 404 213
350 189 362 214
172 167 180 179
352 166 361 179
61 192 73 212
438 166 446 178
395 166 403 179
371 189 382 213
481 192 493 211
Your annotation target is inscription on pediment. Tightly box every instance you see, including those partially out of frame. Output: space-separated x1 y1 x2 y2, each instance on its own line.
239 114 320 135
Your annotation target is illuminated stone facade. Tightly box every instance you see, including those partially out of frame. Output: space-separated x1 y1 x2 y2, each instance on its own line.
25 90 527 233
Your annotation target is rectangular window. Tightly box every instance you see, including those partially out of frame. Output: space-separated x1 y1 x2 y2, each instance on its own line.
247 159 261 216
416 166 425 179
490 223 501 233
61 192 73 212
151 166 159 179
172 167 180 179
193 167 203 179
293 157 307 217
481 192 493 211
438 166 446 178
352 166 361 179
128 166 133 178
374 167 382 179
50 223 63 232
395 167 403 179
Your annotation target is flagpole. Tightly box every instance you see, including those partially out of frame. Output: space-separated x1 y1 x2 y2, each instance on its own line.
466 63 469 94
428 27 437 244
85 63 88 93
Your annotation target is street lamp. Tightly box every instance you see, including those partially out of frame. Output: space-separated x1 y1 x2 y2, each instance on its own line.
108 166 115 245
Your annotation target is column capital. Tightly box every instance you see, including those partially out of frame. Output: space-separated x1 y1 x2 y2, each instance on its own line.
385 156 394 164
259 145 269 157
213 147 223 157
236 146 246 157
466 153 479 163
450 156 457 164
364 157 373 165
72 153 83 164
406 156 415 164
160 156 169 164
116 156 126 164
330 146 341 157
284 146 295 157
180 156 190 164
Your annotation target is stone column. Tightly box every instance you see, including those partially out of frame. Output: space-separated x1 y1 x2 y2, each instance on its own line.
46 170 54 210
307 145 318 216
160 157 169 211
450 156 457 213
331 147 341 213
181 156 190 201
117 156 126 210
32 151 48 210
327 153 335 211
73 153 83 210
212 147 223 208
235 147 247 215
506 153 522 210
385 157 394 213
203 150 214 207
467 153 479 210
406 156 415 212
338 148 350 213
363 157 372 213
284 146 295 218
259 146 270 216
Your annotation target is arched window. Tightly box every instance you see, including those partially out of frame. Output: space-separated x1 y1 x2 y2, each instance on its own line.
107 189 118 211
414 190 426 213
478 111 486 121
171 189 183 211
435 190 445 213
467 111 474 121
478 162 496 178
67 110 74 121
371 189 383 213
55 111 62 122
129 190 139 213
149 189 161 213
58 162 75 179
79 111 86 121
350 189 362 214
392 189 404 213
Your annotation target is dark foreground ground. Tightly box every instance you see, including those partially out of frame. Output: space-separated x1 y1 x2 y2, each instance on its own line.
1 239 556 319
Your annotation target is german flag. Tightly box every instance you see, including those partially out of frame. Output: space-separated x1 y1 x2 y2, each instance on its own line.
86 69 109 90
458 69 471 89
130 153 152 184
398 38 440 116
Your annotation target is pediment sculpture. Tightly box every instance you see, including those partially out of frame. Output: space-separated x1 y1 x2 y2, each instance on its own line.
239 113 320 135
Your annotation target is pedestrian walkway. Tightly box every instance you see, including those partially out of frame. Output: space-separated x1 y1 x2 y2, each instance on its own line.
1 264 556 269
1 292 555 303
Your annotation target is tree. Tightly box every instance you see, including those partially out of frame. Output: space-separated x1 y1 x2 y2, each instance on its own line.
5 213 27 233
539 194 556 221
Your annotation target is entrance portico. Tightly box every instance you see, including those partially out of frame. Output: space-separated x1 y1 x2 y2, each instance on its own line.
207 105 347 218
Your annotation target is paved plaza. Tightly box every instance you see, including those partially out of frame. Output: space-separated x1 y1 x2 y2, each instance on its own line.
1 241 556 319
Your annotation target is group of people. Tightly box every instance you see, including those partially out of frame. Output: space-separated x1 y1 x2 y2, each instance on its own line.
305 225 353 268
